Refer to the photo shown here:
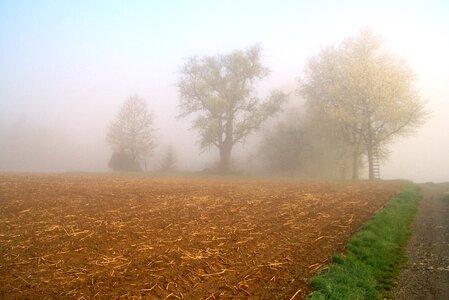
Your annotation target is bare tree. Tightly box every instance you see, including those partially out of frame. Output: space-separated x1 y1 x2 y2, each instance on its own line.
106 95 155 171
178 45 287 173
299 29 427 179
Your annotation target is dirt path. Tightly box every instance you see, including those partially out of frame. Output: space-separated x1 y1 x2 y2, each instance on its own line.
393 183 449 299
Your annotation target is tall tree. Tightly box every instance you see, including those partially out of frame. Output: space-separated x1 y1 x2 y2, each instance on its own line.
299 29 427 180
178 45 287 173
106 96 155 171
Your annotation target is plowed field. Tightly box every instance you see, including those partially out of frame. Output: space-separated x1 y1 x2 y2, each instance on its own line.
0 174 403 299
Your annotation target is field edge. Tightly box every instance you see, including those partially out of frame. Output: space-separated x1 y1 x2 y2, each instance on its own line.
307 184 421 300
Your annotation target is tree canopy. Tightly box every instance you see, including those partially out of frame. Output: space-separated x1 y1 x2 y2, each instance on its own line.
299 29 427 179
178 45 287 173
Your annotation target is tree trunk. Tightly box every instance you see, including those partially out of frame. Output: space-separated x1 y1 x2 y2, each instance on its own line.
365 114 375 180
351 151 359 180
219 115 234 174
219 144 232 173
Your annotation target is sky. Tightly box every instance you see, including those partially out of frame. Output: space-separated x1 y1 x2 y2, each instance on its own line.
0 0 448 182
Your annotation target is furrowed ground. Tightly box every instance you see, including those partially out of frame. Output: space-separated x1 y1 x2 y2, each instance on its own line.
0 174 403 299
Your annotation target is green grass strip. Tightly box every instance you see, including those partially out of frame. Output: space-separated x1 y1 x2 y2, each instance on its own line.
308 184 421 300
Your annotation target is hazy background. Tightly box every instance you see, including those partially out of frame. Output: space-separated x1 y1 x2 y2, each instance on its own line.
0 0 448 182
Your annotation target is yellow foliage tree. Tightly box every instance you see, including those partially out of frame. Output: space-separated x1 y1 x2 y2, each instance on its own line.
300 29 427 180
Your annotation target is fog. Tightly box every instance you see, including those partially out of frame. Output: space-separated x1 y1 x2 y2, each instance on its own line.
1 0 448 182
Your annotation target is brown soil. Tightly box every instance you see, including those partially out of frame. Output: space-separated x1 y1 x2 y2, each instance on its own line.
0 174 403 299
392 183 449 299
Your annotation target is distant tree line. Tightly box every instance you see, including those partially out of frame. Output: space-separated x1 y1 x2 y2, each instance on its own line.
105 28 427 179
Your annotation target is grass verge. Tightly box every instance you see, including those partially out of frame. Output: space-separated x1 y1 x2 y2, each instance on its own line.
308 184 421 300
